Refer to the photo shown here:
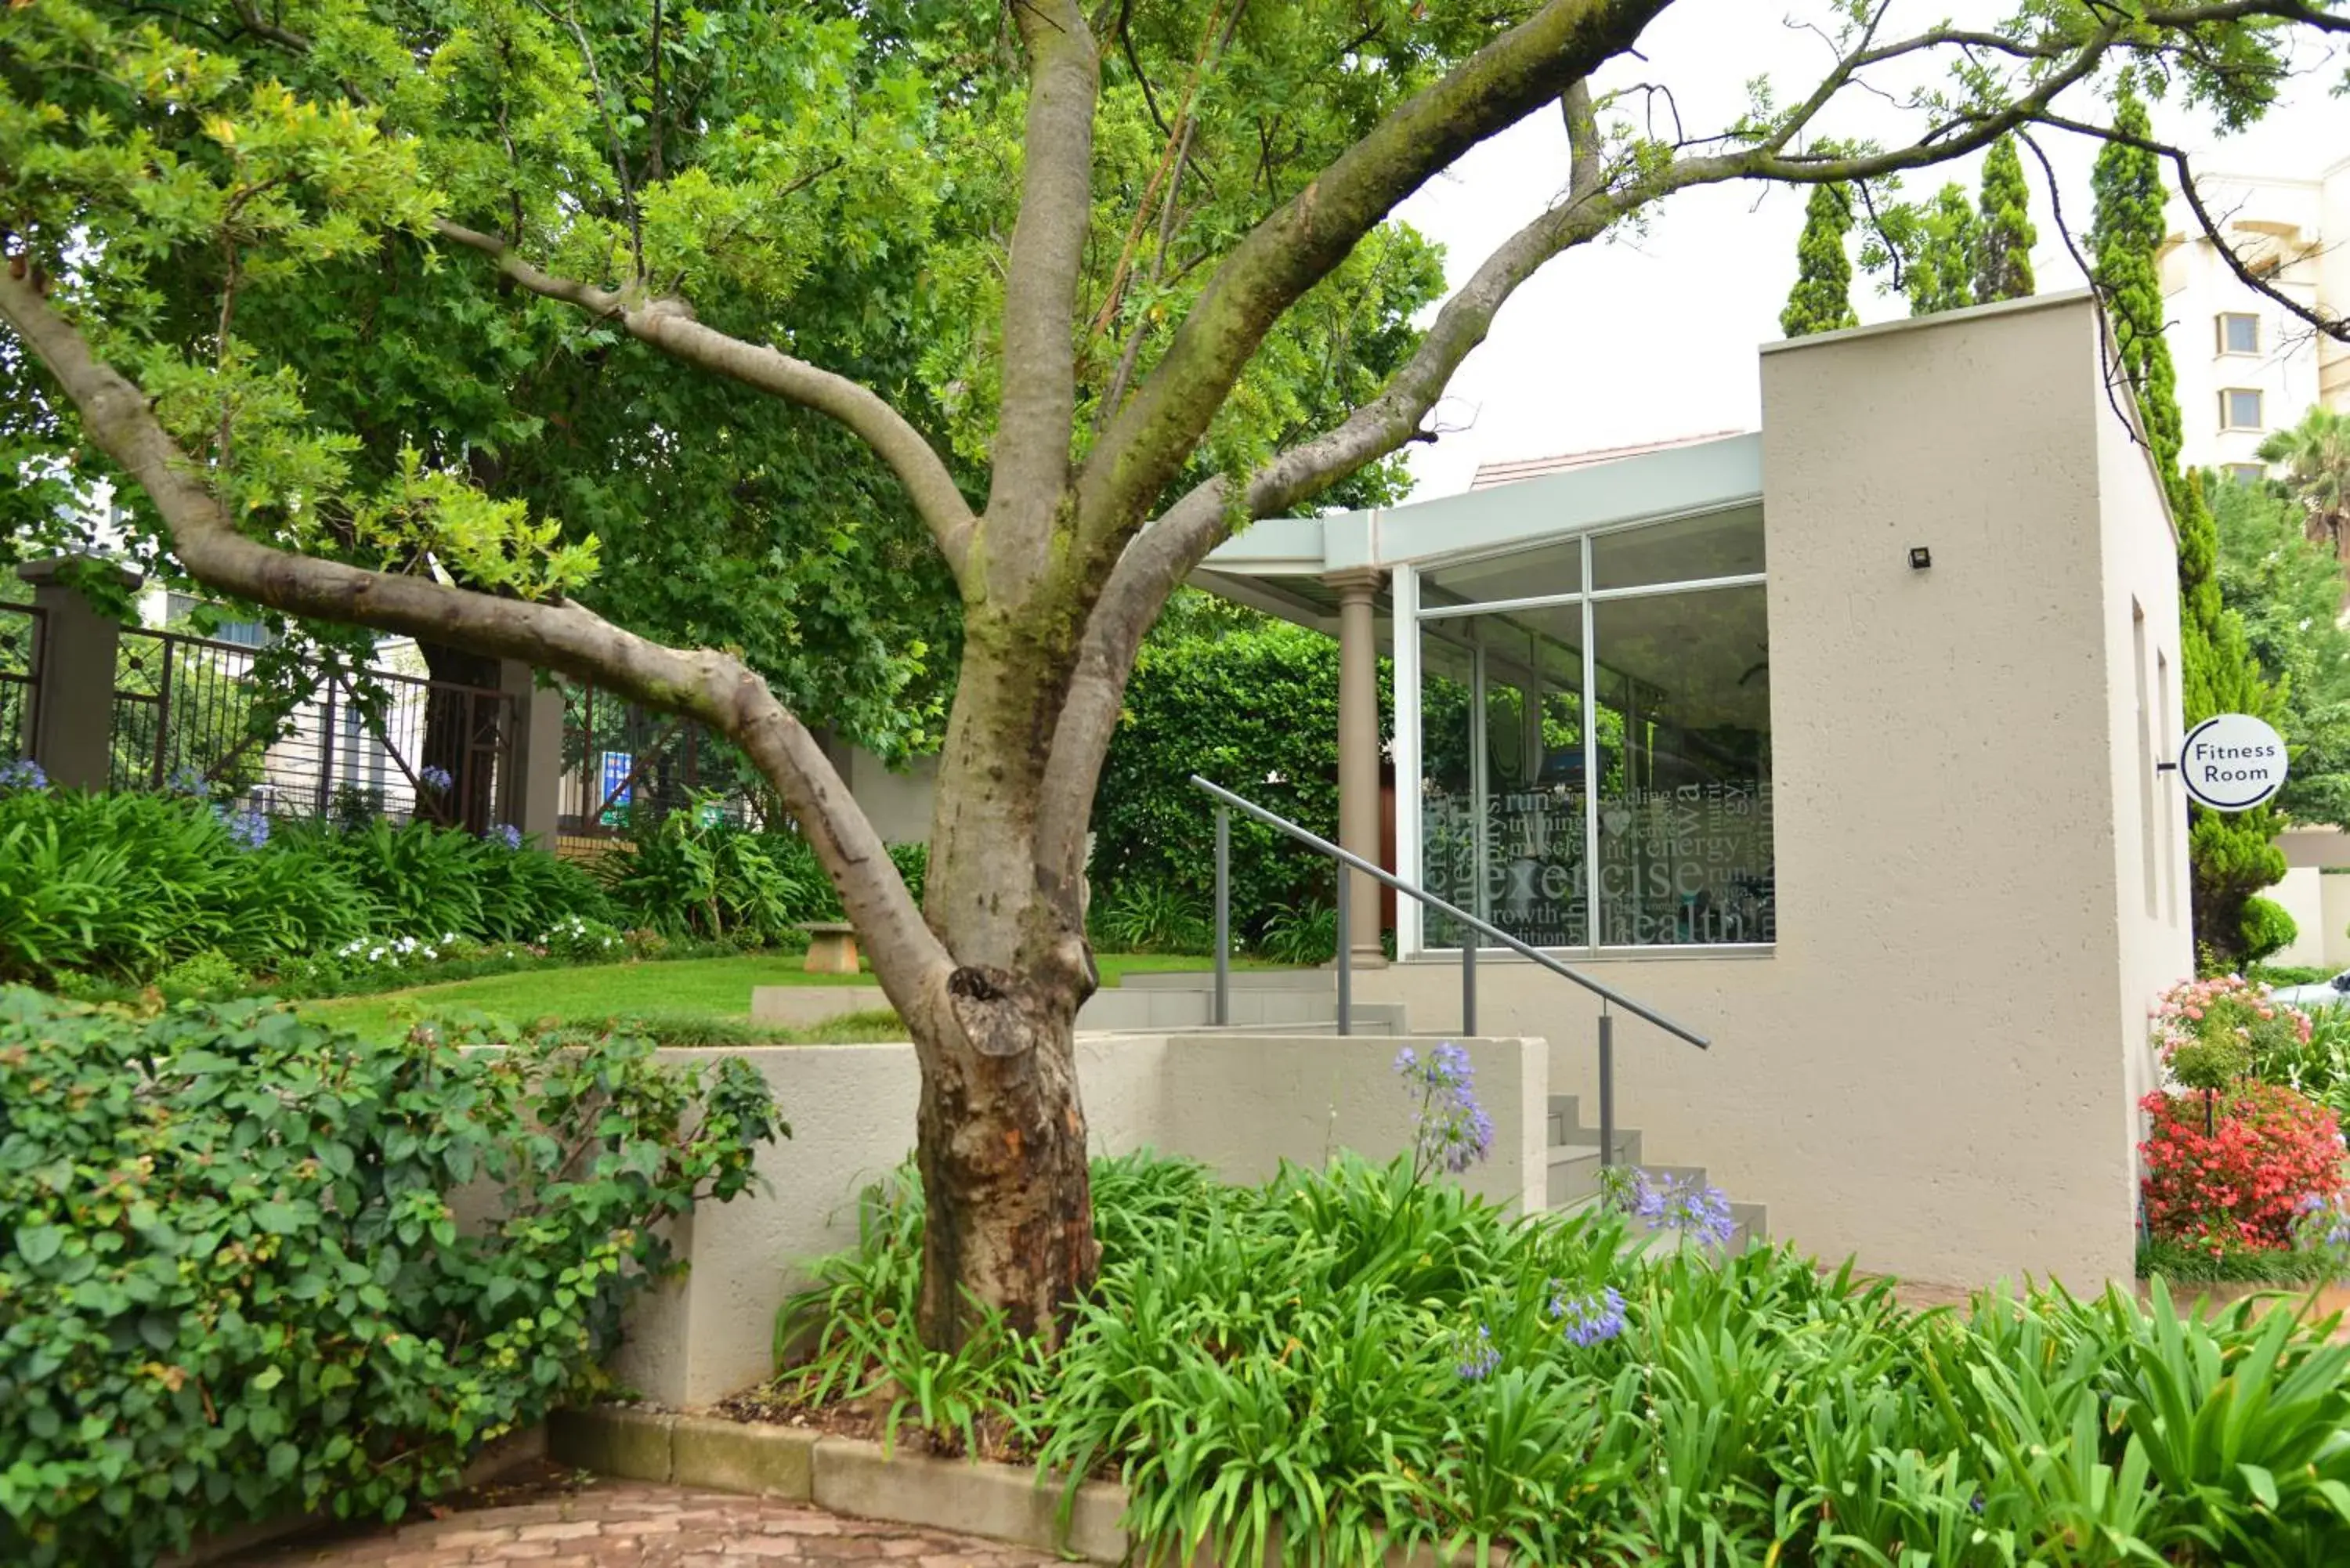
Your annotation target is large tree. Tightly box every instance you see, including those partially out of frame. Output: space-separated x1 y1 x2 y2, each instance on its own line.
6 0 2349 1346
2092 80 2287 966
2261 406 2350 573
1781 183 1860 337
1973 134 2038 303
2213 471 2350 832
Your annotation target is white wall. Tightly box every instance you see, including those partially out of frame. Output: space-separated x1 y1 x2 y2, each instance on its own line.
614 1034 1547 1405
1369 294 2190 1294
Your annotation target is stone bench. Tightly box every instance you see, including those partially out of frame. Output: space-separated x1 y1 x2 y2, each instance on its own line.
800 922 861 975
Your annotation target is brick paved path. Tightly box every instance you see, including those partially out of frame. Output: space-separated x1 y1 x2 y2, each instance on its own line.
237 1482 1058 1567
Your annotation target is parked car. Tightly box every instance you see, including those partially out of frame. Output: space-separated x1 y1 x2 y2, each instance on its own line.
2271 970 2350 1010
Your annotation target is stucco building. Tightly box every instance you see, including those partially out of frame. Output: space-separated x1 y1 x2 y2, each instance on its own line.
1199 291 2189 1288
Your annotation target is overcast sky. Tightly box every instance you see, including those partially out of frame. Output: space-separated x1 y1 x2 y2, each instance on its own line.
1392 5 2350 500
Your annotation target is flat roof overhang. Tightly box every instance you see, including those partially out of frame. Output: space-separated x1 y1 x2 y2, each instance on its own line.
1192 431 1764 631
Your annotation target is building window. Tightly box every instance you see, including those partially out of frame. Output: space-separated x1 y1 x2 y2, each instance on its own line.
2228 463 2267 485
1415 507 1772 952
2221 388 2265 431
2218 313 2259 355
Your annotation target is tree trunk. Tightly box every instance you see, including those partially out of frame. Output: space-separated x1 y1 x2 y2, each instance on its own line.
906 623 1102 1350
911 970 1098 1347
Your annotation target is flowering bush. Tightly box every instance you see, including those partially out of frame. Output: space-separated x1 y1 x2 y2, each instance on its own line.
0 757 46 792
2150 974 2308 1090
541 914 628 962
2140 1082 2346 1254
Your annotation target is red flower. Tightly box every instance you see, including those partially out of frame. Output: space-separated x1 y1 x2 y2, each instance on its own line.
2140 1083 2344 1252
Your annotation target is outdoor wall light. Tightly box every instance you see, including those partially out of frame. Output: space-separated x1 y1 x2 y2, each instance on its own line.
1908 547 1932 570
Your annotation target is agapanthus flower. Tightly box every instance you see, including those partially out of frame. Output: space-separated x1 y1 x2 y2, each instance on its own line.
1454 1324 1501 1382
485 822 524 851
1548 1284 1627 1346
1627 1170 1737 1248
1396 1042 1493 1176
0 758 48 792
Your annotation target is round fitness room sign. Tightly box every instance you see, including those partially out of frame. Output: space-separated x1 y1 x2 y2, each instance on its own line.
2178 714 2288 812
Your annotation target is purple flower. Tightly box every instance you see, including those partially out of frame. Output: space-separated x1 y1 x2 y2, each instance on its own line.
167 764 209 797
1548 1284 1627 1347
1454 1324 1500 1382
485 822 524 851
1626 1170 1737 1249
418 764 454 793
0 758 46 792
1396 1042 1492 1177
221 807 270 850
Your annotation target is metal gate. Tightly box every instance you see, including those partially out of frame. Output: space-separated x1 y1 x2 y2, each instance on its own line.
111 628 515 832
0 602 42 765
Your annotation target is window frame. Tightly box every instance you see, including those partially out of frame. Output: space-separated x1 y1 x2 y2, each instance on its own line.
2216 312 2260 356
1401 502 1775 960
2220 388 2266 432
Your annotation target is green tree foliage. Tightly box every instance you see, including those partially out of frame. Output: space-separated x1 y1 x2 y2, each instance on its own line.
2214 474 2350 830
2259 407 2350 569
1903 182 1978 316
2094 82 2283 964
1781 183 1860 337
1973 135 2037 302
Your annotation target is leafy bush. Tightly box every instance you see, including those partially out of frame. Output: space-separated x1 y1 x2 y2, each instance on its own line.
154 948 247 1003
2152 973 2308 1089
0 989 781 1566
2241 894 2301 963
1090 876 1212 955
769 1148 2350 1566
1256 898 1336 966
0 789 612 988
596 799 815 942
1090 594 1376 948
2140 1082 2346 1255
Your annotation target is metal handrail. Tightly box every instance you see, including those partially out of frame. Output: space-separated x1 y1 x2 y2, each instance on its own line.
1193 774 1710 1170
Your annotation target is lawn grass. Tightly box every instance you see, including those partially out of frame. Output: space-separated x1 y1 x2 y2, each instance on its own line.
298 950 1263 1041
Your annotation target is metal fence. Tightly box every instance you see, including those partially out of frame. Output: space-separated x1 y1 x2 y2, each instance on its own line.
110 627 515 832
0 602 40 764
557 680 768 847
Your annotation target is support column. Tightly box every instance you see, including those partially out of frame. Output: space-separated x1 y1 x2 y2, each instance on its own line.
16 558 135 792
1327 567 1388 969
497 659 564 844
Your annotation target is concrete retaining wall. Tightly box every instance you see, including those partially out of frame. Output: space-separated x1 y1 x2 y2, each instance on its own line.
616 1033 1545 1405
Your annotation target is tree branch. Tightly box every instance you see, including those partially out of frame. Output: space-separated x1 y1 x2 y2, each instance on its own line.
0 260 952 1006
1070 0 1669 573
982 0 1101 595
430 220 978 583
2037 110 2350 344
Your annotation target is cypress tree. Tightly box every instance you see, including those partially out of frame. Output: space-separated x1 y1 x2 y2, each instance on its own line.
1905 182 1977 316
1781 183 1860 337
1973 135 2037 302
2092 82 2283 967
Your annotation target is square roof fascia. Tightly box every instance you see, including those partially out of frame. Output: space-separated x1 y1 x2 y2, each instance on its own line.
1200 430 1763 583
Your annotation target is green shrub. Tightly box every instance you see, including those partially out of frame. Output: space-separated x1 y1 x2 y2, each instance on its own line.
0 990 782 1566
2242 894 2300 964
1256 898 1336 966
154 948 247 1003
0 790 610 987
597 798 813 942
768 1151 2350 1566
1090 876 1212 955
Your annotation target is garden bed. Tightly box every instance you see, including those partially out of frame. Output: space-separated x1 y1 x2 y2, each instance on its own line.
722 1145 2350 1567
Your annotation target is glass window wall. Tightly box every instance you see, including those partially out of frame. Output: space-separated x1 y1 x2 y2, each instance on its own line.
1413 507 1773 953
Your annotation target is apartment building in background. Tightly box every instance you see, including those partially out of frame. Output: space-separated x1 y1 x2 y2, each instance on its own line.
2159 154 2350 475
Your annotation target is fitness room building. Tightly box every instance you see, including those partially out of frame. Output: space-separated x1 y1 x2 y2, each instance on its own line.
1195 290 2191 1289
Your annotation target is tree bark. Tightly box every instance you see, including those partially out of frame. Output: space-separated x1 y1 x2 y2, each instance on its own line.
911 966 1097 1347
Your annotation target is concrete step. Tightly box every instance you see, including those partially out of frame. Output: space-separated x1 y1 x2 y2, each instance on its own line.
1546 1092 1768 1248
